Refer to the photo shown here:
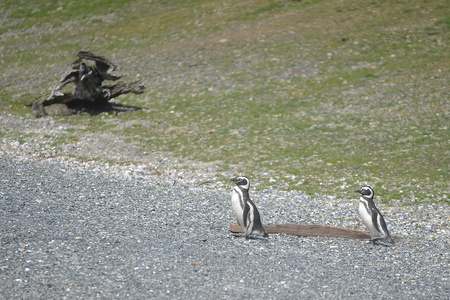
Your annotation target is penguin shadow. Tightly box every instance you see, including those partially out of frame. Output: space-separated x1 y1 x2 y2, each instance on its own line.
364 240 394 247
231 233 269 241
365 236 404 247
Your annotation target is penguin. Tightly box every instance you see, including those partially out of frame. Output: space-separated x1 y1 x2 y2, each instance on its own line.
354 186 394 244
230 176 269 238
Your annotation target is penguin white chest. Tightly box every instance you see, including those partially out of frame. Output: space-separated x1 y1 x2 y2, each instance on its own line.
359 201 375 233
231 188 245 228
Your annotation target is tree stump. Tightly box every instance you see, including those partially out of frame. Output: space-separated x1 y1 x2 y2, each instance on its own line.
30 51 146 117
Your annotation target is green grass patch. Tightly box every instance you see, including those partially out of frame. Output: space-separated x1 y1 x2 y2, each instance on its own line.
1 0 448 204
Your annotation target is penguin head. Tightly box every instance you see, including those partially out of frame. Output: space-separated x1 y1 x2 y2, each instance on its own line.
354 186 374 198
231 176 250 190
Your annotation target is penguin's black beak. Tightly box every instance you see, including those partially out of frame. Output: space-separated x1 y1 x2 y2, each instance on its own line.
230 178 238 183
354 189 362 194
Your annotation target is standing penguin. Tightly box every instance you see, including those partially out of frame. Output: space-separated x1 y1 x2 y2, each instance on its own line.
230 176 269 238
354 186 394 244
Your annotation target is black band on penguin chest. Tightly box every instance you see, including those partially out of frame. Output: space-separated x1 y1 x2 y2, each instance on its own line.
239 188 250 207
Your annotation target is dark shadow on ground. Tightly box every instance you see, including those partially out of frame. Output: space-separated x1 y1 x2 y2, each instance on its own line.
68 101 143 116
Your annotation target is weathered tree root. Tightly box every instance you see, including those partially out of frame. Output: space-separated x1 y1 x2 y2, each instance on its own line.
30 51 145 118
229 223 405 242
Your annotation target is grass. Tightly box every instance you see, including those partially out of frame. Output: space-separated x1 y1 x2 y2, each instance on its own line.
0 0 448 204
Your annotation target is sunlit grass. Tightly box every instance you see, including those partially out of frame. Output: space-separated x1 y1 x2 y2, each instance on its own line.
1 0 448 204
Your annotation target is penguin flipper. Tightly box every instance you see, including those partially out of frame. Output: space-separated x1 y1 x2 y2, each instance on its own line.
244 203 254 238
371 207 394 243
243 202 250 230
248 201 268 237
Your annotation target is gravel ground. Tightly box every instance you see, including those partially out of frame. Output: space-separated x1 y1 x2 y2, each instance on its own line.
2 2 449 298
1 130 449 299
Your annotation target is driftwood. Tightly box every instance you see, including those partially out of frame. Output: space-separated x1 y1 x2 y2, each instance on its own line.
229 223 404 242
31 51 145 117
